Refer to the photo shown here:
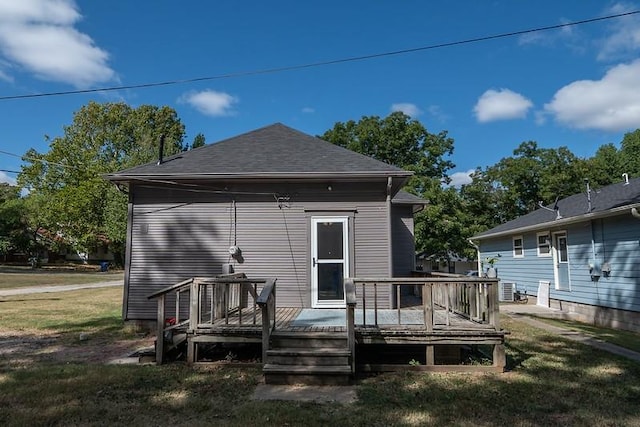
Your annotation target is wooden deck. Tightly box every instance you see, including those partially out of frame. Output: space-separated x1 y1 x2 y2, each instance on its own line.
149 274 508 375
195 305 497 333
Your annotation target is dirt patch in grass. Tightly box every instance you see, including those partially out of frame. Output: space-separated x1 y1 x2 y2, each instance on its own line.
0 287 152 367
0 330 154 367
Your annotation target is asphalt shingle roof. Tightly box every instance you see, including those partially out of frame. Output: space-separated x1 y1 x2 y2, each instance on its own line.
474 176 640 239
109 123 410 178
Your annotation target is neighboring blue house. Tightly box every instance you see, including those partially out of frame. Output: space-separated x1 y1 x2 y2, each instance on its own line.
471 175 640 332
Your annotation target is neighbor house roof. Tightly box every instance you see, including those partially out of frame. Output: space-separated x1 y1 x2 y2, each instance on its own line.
391 190 428 212
473 176 640 240
106 123 412 182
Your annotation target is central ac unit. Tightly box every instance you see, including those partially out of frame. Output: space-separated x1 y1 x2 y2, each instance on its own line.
499 282 515 302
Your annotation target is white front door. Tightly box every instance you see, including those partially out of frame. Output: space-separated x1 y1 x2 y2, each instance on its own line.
311 216 349 308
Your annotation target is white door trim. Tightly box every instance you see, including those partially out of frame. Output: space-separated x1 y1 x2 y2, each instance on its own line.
311 216 349 308
552 231 570 291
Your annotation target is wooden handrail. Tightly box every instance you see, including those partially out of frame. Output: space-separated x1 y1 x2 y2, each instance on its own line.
148 274 274 364
344 278 356 374
256 278 276 305
147 277 194 300
148 273 252 299
349 277 500 330
256 278 277 364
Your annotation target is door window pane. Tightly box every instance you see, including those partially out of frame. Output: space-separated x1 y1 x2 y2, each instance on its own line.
318 263 344 300
558 236 568 262
317 222 343 259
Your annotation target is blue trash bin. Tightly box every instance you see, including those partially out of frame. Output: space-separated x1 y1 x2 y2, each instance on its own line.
99 261 109 272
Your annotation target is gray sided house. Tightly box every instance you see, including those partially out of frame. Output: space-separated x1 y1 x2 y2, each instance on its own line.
106 123 425 322
472 176 640 332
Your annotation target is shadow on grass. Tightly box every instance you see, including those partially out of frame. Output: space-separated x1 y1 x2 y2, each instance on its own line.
46 316 126 335
2 318 640 426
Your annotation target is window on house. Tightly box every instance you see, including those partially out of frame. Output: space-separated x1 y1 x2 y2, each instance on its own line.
513 236 524 258
537 233 551 256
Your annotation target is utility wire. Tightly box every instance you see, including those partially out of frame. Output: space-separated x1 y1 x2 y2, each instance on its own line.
0 149 83 171
0 169 20 174
0 10 637 101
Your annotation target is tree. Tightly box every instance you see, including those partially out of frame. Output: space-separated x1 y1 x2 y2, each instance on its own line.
466 141 586 223
18 101 186 265
619 129 640 178
583 143 623 187
0 185 23 257
322 112 462 258
0 182 19 203
191 133 206 149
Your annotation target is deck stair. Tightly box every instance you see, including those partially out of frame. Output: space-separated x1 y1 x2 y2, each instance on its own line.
263 330 352 385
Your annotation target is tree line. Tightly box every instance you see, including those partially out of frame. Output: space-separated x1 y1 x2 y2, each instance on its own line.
1 101 638 265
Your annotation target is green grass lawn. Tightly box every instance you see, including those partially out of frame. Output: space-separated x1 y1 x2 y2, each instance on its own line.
530 315 640 354
0 265 123 289
1 288 640 426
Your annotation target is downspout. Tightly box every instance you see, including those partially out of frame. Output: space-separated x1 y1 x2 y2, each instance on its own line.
386 177 393 277
122 186 134 321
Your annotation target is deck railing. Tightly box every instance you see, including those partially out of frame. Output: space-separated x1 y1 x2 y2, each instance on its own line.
147 273 271 364
256 278 277 364
344 276 500 331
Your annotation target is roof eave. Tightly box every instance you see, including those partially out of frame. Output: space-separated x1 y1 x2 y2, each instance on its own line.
104 170 412 182
472 202 640 241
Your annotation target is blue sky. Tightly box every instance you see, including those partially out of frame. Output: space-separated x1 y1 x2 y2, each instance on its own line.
1 1 640 187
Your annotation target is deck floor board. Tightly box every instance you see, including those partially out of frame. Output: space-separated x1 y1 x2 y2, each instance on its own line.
194 306 501 338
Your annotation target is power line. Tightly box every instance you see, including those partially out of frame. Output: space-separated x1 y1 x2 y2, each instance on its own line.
0 169 20 174
0 149 82 171
1 10 637 102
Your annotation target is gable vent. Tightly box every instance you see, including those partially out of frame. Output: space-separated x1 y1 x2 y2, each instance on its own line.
499 282 515 302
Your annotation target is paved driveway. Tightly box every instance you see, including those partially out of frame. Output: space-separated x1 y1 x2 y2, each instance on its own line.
0 280 123 296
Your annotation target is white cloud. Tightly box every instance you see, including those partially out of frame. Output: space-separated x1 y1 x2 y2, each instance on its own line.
448 170 474 188
518 18 581 49
302 107 315 113
0 68 12 82
180 90 238 117
543 59 640 132
597 3 640 61
427 105 449 123
473 89 533 123
391 103 422 117
0 171 16 185
0 0 115 88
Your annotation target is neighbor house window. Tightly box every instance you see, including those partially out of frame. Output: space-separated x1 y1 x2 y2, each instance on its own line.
513 236 524 258
537 232 551 256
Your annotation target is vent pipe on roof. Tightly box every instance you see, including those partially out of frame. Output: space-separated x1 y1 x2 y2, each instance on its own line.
585 179 592 212
623 173 629 185
157 134 165 165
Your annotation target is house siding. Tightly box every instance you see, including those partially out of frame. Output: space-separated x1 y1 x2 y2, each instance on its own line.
479 213 640 315
125 181 394 320
392 205 415 277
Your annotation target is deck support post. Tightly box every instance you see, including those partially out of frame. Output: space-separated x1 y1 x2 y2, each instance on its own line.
156 294 165 365
426 345 435 365
189 280 199 331
187 340 196 364
493 343 506 371
487 279 500 330
422 283 433 332
345 278 357 375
